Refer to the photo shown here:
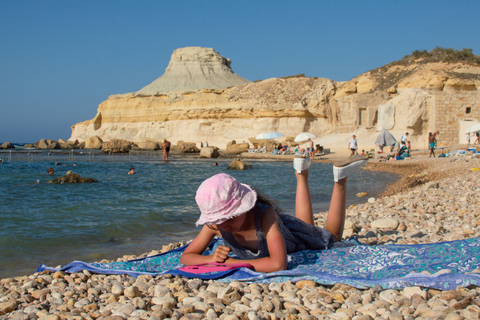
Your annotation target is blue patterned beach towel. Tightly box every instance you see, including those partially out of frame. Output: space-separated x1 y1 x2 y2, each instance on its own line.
37 237 480 290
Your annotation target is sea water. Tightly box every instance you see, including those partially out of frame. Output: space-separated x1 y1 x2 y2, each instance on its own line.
0 151 398 278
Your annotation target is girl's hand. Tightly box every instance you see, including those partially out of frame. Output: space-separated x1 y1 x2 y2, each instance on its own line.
211 245 231 262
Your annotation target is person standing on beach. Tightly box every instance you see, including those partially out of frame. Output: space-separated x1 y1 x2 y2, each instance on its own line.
308 138 314 160
162 139 171 161
401 132 409 144
428 132 436 157
467 133 471 145
433 131 440 149
348 135 358 156
475 132 479 144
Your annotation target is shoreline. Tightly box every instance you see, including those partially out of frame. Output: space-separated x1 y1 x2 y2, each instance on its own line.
1 153 480 318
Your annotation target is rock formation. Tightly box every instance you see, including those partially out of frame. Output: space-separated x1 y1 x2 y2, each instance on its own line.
70 47 480 149
47 172 98 184
0 142 14 149
226 141 249 154
137 47 250 93
34 139 60 150
227 158 253 170
200 147 219 158
101 139 135 153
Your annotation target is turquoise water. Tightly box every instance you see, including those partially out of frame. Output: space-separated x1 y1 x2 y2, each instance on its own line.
0 151 398 278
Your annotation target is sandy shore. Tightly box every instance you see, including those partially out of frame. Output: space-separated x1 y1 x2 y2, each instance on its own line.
1 153 480 319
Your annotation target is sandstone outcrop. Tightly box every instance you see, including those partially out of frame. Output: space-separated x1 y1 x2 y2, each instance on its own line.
0 142 14 149
177 141 199 153
200 147 219 158
70 47 480 149
137 47 250 94
84 136 103 149
227 158 252 170
47 172 97 184
101 139 135 153
136 139 160 150
34 139 60 150
226 141 249 154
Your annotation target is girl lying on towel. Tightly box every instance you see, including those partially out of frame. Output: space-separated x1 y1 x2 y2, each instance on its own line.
180 155 368 273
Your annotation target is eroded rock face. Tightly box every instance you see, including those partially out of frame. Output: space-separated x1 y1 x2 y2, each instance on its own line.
137 47 250 94
47 172 97 184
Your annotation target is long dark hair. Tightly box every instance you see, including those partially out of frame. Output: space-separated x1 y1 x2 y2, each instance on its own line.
254 188 283 215
206 188 283 231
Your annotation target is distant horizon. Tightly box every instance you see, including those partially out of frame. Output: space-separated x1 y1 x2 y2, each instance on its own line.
1 1 480 143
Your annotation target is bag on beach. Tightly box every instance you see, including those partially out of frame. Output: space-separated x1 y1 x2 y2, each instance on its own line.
179 262 253 273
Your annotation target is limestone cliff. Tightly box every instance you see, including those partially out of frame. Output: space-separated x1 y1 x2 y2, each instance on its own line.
137 47 250 93
70 47 480 148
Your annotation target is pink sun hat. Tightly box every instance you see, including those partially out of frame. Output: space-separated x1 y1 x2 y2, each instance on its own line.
195 173 257 226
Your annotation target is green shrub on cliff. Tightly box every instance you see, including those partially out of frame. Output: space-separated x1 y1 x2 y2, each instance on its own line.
403 47 480 65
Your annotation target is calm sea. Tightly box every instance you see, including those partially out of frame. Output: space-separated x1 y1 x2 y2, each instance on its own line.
0 150 398 278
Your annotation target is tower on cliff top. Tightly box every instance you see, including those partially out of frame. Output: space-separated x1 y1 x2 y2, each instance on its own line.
136 47 251 94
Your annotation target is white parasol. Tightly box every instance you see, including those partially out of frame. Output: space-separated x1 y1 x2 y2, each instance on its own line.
466 122 480 134
255 132 269 140
264 132 284 140
294 132 316 142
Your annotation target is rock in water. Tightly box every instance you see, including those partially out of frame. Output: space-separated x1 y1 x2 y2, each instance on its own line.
101 139 135 153
227 158 252 170
136 47 250 93
200 147 220 158
47 172 97 184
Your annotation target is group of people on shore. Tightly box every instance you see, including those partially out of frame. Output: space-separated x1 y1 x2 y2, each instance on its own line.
350 132 411 161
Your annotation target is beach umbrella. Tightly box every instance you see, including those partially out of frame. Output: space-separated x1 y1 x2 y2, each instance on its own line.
466 122 480 134
375 129 396 146
255 132 269 140
264 132 284 140
294 132 316 142
256 132 284 150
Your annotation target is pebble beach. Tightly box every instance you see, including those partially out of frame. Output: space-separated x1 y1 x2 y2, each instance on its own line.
1 154 480 320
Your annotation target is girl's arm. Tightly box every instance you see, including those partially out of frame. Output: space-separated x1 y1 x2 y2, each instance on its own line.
180 226 230 265
224 208 288 273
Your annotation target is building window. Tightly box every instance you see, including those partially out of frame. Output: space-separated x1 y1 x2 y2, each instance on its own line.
466 107 472 114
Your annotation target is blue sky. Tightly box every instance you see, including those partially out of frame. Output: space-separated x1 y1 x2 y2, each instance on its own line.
1 1 479 143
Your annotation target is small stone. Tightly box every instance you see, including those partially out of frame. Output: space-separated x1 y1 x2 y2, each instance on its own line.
124 286 142 299
378 289 399 304
111 284 124 295
295 280 316 289
0 297 17 315
180 304 195 314
372 218 399 230
444 312 465 320
402 286 426 300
